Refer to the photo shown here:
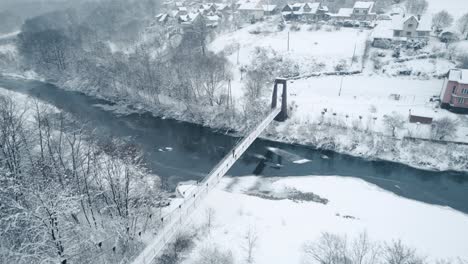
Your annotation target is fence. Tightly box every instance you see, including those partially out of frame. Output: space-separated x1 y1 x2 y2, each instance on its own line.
131 107 281 264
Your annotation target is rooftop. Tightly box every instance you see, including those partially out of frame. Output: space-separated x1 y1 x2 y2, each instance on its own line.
335 8 353 17
353 1 374 9
392 14 432 31
449 69 468 84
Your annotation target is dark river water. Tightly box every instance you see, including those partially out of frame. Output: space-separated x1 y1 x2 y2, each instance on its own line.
1 77 468 214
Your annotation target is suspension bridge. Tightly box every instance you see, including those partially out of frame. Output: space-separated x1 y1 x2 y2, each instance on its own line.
131 78 288 264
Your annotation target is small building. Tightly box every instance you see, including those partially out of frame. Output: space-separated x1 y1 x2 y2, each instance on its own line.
409 114 433 124
351 1 376 21
392 14 431 40
238 1 265 21
440 69 468 113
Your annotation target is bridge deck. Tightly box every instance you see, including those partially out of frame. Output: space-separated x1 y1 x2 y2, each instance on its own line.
132 107 281 264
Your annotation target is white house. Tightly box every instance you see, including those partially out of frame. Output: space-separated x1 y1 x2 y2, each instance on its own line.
351 1 376 21
392 14 431 40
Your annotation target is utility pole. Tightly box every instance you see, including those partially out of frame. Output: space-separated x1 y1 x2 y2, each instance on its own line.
338 76 344 96
237 43 240 65
287 31 290 51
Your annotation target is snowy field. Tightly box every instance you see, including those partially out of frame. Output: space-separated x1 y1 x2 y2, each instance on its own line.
182 176 468 264
210 23 369 73
276 75 468 142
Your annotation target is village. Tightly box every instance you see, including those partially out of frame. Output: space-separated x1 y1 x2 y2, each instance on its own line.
145 0 468 147
1 0 468 263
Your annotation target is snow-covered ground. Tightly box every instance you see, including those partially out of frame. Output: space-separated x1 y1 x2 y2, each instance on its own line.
182 176 468 264
210 22 369 74
285 75 468 142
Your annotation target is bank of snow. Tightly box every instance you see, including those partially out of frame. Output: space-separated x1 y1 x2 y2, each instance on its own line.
182 176 468 264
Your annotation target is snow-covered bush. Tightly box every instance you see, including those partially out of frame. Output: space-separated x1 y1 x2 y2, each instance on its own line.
193 245 234 264
458 53 468 69
334 59 349 72
431 117 458 140
290 23 301 31
383 112 405 137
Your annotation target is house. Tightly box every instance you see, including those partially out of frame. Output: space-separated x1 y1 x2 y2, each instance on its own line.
329 8 353 21
263 5 278 16
392 14 431 40
351 1 376 21
238 1 265 21
205 14 221 28
200 3 217 13
370 19 394 47
178 12 203 28
440 69 468 113
281 2 328 21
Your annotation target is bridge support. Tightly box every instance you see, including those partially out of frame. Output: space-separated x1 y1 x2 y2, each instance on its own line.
271 78 288 122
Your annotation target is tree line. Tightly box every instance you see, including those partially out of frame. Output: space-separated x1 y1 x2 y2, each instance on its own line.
0 94 163 263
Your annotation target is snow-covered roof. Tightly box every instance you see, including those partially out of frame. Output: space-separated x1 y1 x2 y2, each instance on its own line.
353 1 374 9
179 12 201 23
158 13 169 22
334 8 353 17
282 2 323 15
371 20 394 39
448 69 468 84
262 5 277 12
205 15 220 21
216 3 229 10
238 2 262 11
392 14 431 32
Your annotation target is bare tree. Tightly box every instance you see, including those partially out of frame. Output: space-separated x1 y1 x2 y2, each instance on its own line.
405 0 428 15
351 232 381 264
383 112 406 137
432 10 454 32
431 117 458 140
383 240 426 264
302 232 350 264
458 13 468 40
244 225 259 263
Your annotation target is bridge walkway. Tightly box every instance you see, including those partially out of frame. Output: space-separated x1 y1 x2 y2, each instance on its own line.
132 107 281 264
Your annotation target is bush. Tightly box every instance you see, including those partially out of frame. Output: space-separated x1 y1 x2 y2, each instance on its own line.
334 59 349 72
290 23 301 31
193 246 234 264
458 53 468 69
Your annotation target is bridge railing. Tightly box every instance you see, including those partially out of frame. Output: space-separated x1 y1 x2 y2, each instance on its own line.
132 107 281 264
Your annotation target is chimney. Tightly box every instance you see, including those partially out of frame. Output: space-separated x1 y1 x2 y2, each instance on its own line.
417 14 421 20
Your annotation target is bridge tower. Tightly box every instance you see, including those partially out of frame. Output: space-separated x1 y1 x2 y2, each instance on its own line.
271 78 288 122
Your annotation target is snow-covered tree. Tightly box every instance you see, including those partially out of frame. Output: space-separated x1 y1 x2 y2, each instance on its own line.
383 112 406 137
431 117 458 140
193 245 234 264
458 13 468 40
405 0 428 15
432 10 454 32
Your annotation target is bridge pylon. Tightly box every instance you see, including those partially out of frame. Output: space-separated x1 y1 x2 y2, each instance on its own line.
271 78 288 122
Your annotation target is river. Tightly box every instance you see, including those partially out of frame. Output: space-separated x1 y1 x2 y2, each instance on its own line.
1 76 468 214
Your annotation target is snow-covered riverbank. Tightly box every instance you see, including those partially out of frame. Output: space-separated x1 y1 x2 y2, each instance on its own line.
180 175 468 263
2 71 467 172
